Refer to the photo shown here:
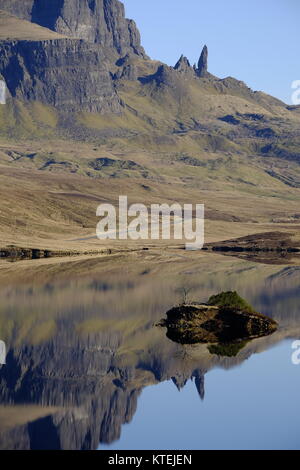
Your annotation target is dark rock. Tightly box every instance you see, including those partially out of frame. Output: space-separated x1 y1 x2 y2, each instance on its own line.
255 127 276 138
0 0 146 58
261 144 300 163
237 113 265 121
0 0 148 112
89 157 144 171
196 44 208 77
0 0 33 20
219 115 240 125
118 63 138 80
0 39 121 113
153 64 179 88
146 64 187 102
174 54 194 75
159 291 278 345
115 55 139 80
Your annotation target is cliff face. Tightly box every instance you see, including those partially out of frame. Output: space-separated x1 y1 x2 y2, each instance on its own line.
0 38 121 113
0 0 146 113
0 0 146 57
0 0 33 20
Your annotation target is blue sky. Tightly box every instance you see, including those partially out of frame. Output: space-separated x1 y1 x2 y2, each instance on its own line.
123 0 300 104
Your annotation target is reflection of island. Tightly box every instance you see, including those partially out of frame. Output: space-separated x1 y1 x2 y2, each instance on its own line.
0 254 300 449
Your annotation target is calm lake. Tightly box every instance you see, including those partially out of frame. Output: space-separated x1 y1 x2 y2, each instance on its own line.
0 252 299 450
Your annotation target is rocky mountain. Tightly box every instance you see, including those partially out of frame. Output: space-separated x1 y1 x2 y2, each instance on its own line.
0 0 299 140
0 0 297 120
0 0 299 250
0 3 299 451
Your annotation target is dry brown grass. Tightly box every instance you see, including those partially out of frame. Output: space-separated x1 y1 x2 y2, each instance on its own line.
0 135 299 252
0 10 67 40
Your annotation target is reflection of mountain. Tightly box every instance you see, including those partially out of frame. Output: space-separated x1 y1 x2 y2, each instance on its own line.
0 253 299 449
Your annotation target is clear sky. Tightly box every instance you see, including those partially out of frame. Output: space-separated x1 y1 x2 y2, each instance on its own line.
122 0 300 104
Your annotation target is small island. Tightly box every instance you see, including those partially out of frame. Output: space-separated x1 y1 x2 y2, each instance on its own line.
158 291 278 353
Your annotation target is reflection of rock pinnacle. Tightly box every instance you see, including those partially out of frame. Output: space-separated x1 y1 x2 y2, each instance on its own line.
192 369 205 400
171 376 188 391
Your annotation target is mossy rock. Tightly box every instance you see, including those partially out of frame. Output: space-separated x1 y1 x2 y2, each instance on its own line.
159 291 278 348
207 291 256 313
208 341 249 357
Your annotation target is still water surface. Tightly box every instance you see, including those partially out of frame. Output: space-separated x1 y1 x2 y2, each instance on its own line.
0 252 299 450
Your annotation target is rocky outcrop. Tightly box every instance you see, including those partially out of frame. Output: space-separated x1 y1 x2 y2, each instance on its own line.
0 38 121 113
153 64 181 88
0 0 33 20
0 0 148 113
196 44 208 77
0 3 214 115
114 53 139 81
0 0 146 58
159 292 278 345
146 63 188 99
174 46 210 79
174 54 193 75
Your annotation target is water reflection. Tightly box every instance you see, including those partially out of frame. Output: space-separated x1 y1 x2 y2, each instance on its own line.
0 253 299 449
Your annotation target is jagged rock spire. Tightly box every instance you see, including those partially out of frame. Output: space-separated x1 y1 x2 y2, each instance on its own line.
197 45 208 77
174 54 191 72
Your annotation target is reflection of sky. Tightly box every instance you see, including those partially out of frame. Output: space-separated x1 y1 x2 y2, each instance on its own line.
101 340 300 450
0 81 5 104
0 340 6 365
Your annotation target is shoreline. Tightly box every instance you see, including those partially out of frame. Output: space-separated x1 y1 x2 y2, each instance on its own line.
1 231 299 262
